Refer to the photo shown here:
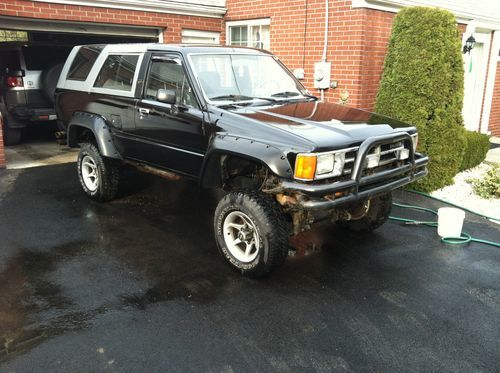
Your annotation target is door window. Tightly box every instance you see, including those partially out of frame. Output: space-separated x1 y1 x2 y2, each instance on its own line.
145 58 197 108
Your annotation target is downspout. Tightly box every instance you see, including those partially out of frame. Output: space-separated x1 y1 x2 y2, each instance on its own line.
321 0 329 101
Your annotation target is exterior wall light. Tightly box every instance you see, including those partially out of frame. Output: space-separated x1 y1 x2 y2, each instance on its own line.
463 35 476 54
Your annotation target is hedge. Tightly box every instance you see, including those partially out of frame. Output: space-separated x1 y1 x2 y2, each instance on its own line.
460 130 490 171
375 7 466 192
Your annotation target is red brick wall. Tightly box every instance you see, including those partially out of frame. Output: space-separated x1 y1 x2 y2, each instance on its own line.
224 0 395 109
488 62 500 136
0 0 223 47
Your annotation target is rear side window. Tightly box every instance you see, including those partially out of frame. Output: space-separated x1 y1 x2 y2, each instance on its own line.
23 46 71 70
93 54 139 91
0 50 21 72
68 45 103 81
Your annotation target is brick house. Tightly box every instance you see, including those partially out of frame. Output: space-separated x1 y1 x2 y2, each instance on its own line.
1 0 500 169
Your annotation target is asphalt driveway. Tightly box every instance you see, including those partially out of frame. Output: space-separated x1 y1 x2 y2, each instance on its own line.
0 163 499 372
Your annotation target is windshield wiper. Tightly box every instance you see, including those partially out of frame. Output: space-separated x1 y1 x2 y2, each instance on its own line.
210 95 279 105
271 91 300 98
271 91 318 101
210 94 255 101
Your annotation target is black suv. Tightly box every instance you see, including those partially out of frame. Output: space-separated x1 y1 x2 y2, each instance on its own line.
0 46 68 145
55 44 428 277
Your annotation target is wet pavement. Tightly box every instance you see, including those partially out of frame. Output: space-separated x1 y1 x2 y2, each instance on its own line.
4 123 77 170
0 163 499 372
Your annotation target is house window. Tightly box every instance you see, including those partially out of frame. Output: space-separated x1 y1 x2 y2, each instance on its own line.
227 19 270 50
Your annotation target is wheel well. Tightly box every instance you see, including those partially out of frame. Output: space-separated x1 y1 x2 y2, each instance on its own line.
203 153 270 191
68 125 97 147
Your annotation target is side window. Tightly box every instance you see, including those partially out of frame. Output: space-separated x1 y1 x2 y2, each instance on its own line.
145 58 197 108
94 54 139 91
68 46 103 81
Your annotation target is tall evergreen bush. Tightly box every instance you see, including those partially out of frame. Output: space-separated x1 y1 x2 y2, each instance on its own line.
375 7 466 191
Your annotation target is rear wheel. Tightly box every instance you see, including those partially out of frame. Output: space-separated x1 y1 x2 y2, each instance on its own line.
1 110 23 146
77 143 120 202
214 192 290 277
337 192 392 232
3 125 22 146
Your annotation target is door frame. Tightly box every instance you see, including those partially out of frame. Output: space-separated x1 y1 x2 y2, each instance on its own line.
462 30 491 132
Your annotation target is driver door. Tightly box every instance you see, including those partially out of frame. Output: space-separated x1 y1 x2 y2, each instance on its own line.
133 55 207 177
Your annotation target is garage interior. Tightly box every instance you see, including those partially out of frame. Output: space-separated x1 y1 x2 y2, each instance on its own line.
1 16 161 169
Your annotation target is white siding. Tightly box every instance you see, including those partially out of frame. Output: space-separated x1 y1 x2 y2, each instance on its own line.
352 0 500 25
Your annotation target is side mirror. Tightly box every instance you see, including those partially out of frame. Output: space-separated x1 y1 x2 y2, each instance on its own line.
156 88 176 104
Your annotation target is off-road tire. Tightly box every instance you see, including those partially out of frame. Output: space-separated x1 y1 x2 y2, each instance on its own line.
214 192 290 277
42 64 64 104
338 192 392 232
1 109 22 146
3 125 22 146
77 143 120 202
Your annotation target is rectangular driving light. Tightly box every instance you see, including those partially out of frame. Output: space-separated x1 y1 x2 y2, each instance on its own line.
399 148 410 160
366 146 381 168
411 134 418 152
332 153 345 176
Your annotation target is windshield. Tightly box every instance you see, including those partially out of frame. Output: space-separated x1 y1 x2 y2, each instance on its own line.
189 53 309 103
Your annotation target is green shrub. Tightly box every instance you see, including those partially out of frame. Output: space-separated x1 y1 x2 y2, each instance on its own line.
468 166 500 199
375 7 466 192
459 130 490 171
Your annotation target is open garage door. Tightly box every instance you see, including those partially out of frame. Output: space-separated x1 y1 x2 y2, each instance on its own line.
0 16 161 40
0 16 161 168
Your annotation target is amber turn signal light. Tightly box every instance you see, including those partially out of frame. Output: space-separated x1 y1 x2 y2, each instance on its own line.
294 154 317 180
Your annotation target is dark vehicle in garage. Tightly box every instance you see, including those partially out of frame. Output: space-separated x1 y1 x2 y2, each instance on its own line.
56 44 428 277
0 45 69 145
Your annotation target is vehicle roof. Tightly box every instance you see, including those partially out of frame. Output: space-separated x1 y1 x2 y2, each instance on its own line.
77 43 273 55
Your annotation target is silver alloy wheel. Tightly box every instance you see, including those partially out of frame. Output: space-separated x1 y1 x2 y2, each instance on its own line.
81 155 99 192
222 211 260 263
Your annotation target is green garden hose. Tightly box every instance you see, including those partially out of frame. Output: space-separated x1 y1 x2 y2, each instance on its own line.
408 189 500 223
389 194 500 247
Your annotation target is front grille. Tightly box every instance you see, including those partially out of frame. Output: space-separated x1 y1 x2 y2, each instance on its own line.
343 139 411 178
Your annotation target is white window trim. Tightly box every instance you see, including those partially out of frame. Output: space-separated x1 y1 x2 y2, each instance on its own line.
182 29 220 44
225 18 271 48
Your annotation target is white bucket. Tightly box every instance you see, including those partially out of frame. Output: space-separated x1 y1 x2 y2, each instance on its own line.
437 207 465 238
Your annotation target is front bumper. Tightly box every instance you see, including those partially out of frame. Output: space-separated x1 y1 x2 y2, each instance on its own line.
279 132 429 210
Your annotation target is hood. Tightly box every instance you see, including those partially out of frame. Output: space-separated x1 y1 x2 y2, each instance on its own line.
223 101 413 152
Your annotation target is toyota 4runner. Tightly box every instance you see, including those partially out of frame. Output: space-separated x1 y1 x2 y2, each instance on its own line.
55 44 428 277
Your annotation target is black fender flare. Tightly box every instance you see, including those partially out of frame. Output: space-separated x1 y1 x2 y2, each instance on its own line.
200 134 294 188
67 112 122 159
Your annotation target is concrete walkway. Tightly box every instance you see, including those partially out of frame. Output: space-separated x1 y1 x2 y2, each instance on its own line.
5 141 77 169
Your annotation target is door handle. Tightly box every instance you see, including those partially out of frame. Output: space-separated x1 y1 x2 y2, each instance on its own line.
138 108 150 115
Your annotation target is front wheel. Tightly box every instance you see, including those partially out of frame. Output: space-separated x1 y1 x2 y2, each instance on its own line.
214 192 290 277
337 192 392 232
77 143 120 202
